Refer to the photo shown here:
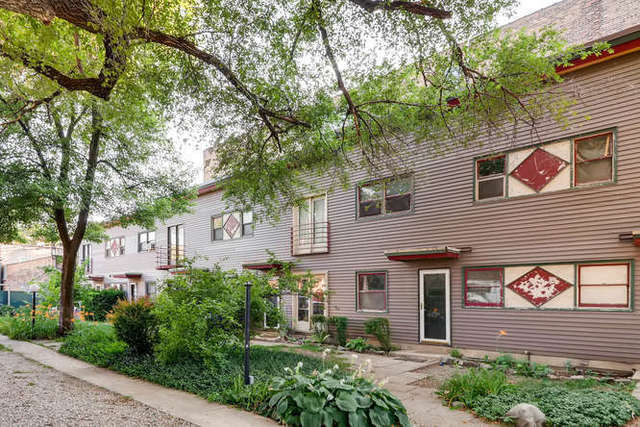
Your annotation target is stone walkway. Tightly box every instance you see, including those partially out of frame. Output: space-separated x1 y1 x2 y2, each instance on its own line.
255 340 491 427
0 335 275 427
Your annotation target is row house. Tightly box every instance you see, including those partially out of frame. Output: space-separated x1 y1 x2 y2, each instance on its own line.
85 0 640 364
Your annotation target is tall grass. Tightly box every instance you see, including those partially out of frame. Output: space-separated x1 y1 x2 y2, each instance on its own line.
437 368 511 407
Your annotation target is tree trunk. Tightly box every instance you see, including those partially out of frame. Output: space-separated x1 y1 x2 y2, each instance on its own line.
58 244 78 335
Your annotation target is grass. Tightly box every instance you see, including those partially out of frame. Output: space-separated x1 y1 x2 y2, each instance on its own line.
438 368 640 426
60 322 348 411
0 343 11 352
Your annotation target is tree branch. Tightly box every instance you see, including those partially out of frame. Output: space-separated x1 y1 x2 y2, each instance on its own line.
348 0 451 18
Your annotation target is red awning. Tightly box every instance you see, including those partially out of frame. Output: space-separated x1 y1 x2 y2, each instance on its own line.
88 275 104 281
242 262 282 271
111 272 143 279
384 246 463 261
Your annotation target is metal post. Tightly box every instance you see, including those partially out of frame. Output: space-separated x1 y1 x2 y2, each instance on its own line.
31 291 36 336
244 281 252 386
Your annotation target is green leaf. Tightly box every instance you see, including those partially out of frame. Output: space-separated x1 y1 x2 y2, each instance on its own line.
396 410 411 427
325 406 348 427
336 392 359 412
348 409 370 427
355 394 372 409
301 410 322 427
276 396 289 417
301 393 324 413
369 406 392 427
269 391 286 407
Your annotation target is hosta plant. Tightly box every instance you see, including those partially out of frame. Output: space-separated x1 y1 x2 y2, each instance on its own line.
264 361 410 427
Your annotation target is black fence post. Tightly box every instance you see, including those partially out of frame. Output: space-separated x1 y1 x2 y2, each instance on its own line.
244 281 252 386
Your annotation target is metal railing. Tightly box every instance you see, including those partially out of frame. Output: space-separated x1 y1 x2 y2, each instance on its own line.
291 222 330 255
155 245 186 269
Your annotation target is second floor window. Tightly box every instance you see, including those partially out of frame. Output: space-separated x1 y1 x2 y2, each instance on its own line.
574 132 613 185
358 175 413 218
105 237 125 258
167 224 184 265
476 155 505 200
81 243 92 272
138 231 156 252
212 211 253 241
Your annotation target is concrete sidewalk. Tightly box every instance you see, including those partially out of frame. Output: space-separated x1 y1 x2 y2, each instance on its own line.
0 335 276 427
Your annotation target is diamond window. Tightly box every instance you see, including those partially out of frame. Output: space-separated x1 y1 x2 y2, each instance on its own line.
212 211 253 241
507 267 572 307
511 148 568 192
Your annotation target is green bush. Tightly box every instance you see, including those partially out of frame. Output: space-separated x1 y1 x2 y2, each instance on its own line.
450 348 463 358
83 288 126 321
153 266 280 364
329 316 348 346
437 368 511 408
345 337 372 353
489 354 552 378
60 322 127 366
473 381 640 426
0 305 58 340
264 362 410 427
110 298 158 355
364 317 392 353
0 305 16 317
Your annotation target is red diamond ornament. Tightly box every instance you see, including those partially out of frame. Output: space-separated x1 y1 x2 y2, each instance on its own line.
507 267 572 307
224 214 240 237
511 148 568 192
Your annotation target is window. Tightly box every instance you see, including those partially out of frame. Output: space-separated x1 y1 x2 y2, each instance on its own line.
358 176 412 218
138 231 156 252
211 211 253 241
464 268 503 307
574 132 614 185
357 272 387 311
578 263 629 308
105 237 125 258
81 243 92 273
145 281 157 298
476 155 505 200
167 224 184 265
294 195 328 254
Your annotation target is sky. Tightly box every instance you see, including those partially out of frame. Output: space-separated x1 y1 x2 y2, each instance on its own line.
176 0 564 184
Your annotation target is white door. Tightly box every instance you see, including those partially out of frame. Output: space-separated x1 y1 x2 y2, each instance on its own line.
419 269 451 344
296 294 311 332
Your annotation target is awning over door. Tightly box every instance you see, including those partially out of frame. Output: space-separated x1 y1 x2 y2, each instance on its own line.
384 246 465 261
111 272 143 279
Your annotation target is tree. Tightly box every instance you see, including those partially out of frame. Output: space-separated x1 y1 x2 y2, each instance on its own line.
0 1 608 219
0 81 193 333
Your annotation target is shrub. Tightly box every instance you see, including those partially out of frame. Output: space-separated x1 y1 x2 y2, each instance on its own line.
0 305 16 317
310 314 329 344
345 337 372 353
110 298 158 355
490 354 552 378
450 348 463 358
153 266 280 364
60 322 127 366
364 317 392 353
437 368 512 408
329 316 348 346
264 362 410 427
83 288 126 321
0 305 58 340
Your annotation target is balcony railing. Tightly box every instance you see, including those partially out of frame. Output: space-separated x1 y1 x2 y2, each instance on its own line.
155 245 186 270
291 222 329 256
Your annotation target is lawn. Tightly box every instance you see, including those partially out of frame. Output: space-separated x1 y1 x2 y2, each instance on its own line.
60 322 348 411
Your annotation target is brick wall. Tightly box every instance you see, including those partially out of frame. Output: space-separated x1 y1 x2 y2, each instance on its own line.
503 0 640 45
3 257 54 291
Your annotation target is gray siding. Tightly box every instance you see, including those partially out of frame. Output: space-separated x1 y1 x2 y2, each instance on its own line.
97 51 640 363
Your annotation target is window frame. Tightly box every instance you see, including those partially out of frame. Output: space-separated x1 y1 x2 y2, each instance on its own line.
356 175 413 220
356 271 388 313
475 155 506 201
463 267 504 308
577 262 630 309
573 131 615 187
137 230 156 252
211 211 254 241
105 237 125 258
167 224 184 265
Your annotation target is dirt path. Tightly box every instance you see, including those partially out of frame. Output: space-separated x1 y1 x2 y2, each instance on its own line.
0 347 194 427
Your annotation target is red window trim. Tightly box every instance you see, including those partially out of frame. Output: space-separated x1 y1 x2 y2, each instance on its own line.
357 272 387 311
573 132 614 186
577 263 630 308
464 267 504 307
